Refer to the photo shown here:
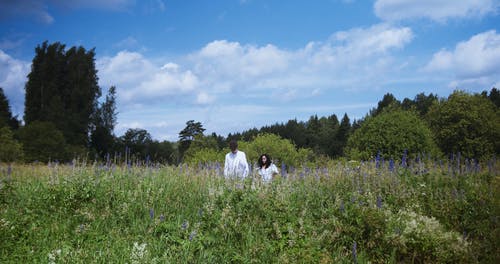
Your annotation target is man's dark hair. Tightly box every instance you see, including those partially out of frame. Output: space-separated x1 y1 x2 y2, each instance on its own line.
229 140 238 152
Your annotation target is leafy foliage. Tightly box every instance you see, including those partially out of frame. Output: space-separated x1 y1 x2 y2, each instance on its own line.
426 90 500 159
90 86 117 157
18 121 68 162
0 126 23 162
0 159 497 263
346 109 440 160
24 41 100 149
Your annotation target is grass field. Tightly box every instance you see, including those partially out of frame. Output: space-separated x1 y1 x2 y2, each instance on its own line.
1 158 498 263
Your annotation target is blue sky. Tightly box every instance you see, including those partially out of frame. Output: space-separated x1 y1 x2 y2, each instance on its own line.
1 0 499 141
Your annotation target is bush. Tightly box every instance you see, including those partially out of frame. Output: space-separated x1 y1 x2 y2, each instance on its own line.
0 126 23 162
19 121 68 162
346 109 440 160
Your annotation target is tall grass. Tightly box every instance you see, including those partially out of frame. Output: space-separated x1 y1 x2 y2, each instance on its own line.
0 157 498 263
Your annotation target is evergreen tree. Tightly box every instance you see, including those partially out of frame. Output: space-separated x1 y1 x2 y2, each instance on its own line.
334 113 351 157
24 41 101 149
90 86 117 157
178 120 205 159
0 87 20 129
369 93 400 117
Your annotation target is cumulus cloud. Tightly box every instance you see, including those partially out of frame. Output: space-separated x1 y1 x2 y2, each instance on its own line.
184 24 413 97
374 0 499 22
0 50 30 115
97 51 200 104
96 23 415 109
424 30 500 88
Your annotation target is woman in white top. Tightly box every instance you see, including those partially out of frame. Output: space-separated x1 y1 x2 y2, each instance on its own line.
257 154 279 182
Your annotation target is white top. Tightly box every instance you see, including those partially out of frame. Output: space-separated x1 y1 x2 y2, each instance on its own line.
258 163 279 182
223 150 249 178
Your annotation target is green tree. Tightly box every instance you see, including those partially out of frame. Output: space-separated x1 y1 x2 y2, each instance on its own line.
0 87 20 130
0 127 23 162
369 93 400 117
178 120 205 159
346 109 439 160
24 41 101 149
402 92 438 117
183 134 224 165
333 113 351 157
90 86 118 157
148 140 177 164
482 87 500 108
237 133 314 167
119 128 153 160
19 121 68 162
426 90 500 159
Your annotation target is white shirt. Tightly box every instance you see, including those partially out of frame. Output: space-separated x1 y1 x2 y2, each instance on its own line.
258 163 279 182
224 150 249 178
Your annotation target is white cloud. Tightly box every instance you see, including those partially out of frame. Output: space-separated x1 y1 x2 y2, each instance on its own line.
96 23 415 111
97 51 200 104
375 0 499 22
0 50 30 115
196 92 215 105
424 30 500 88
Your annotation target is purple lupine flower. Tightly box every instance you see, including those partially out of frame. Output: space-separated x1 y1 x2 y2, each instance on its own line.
7 164 12 178
352 241 358 264
149 208 154 219
388 159 394 172
189 230 197 241
401 150 408 168
376 195 382 209
375 151 381 169
281 163 287 179
181 220 188 230
160 214 165 222
340 200 345 213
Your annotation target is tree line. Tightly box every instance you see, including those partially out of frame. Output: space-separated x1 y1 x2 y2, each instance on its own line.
0 41 499 163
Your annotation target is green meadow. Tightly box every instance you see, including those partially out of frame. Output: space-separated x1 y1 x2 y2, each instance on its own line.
1 158 498 263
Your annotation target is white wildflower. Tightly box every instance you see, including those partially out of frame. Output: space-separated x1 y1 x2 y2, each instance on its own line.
48 249 62 264
131 242 148 264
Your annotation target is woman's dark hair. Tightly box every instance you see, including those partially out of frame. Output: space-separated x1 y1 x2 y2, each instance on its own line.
258 154 272 169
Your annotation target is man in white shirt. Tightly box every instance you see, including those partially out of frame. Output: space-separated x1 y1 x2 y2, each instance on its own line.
223 140 249 179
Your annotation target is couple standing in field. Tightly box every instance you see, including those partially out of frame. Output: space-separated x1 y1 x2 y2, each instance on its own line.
223 140 279 182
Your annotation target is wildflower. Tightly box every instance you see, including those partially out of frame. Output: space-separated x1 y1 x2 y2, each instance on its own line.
181 220 189 230
48 249 62 264
189 230 197 241
352 241 357 264
339 200 345 213
376 151 381 169
159 214 165 222
131 242 147 264
281 163 287 178
401 149 407 168
149 208 154 219
376 195 382 209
